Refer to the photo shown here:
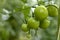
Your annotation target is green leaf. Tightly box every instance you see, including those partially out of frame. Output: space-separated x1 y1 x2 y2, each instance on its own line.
21 5 31 19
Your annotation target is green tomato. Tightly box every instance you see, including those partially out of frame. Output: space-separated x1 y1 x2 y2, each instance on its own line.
47 5 58 17
40 19 50 29
27 18 39 30
26 34 31 38
34 5 48 20
21 24 28 32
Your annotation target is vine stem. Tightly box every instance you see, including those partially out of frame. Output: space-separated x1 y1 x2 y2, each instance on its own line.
57 6 60 40
57 26 59 40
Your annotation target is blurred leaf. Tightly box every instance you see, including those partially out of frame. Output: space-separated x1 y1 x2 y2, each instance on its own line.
21 5 31 19
4 0 24 11
38 0 45 5
1 29 9 40
21 0 27 3
0 0 6 8
27 0 38 6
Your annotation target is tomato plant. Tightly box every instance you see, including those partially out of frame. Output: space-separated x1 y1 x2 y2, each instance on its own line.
0 0 59 40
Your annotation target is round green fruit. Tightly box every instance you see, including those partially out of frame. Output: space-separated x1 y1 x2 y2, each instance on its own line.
47 5 58 17
26 34 31 38
40 19 50 29
27 18 39 30
21 24 28 32
34 5 48 20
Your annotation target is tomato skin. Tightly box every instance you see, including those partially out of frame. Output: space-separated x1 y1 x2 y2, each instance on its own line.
47 5 58 17
26 34 31 38
27 18 39 30
34 5 48 21
21 24 28 32
40 19 50 29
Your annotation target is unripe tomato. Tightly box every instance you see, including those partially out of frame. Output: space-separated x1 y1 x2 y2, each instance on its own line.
26 34 31 38
34 5 48 20
21 24 28 32
47 5 58 17
27 18 39 30
40 19 50 29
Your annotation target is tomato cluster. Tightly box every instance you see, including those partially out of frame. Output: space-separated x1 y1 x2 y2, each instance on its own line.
21 4 58 32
